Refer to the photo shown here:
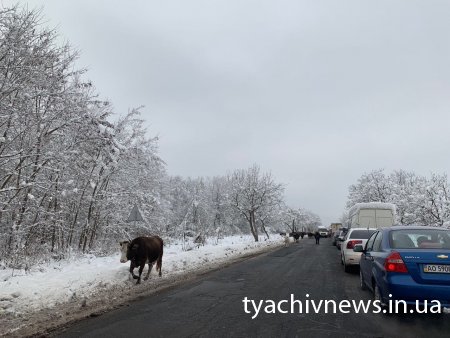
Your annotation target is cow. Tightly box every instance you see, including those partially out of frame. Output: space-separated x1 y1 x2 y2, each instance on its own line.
290 232 301 243
284 234 290 247
119 236 163 285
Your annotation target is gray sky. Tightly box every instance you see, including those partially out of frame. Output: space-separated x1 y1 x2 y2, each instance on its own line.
13 0 450 226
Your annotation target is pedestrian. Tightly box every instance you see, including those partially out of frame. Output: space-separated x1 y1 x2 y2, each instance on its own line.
314 231 320 245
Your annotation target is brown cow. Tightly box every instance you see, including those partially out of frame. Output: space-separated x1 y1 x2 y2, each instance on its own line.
119 236 163 284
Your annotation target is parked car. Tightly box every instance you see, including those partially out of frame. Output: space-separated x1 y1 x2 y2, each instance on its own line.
336 228 348 250
332 232 339 246
334 227 348 246
341 228 377 272
356 226 450 309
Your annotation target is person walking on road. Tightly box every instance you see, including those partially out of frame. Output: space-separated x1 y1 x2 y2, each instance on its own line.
314 231 320 245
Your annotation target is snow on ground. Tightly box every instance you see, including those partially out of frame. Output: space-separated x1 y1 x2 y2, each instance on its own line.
0 235 285 318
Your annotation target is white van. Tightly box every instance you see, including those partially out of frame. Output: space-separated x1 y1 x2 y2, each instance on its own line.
318 227 329 237
347 202 396 229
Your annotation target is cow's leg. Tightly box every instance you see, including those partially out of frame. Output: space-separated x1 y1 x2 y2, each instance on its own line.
157 255 162 277
130 261 139 280
144 261 153 281
136 261 146 284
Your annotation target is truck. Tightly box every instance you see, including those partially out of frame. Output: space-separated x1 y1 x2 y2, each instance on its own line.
330 222 342 234
347 202 396 229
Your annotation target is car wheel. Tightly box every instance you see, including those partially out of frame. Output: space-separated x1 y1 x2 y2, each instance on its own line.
359 270 367 290
374 284 381 301
342 254 350 272
344 262 350 272
373 284 387 312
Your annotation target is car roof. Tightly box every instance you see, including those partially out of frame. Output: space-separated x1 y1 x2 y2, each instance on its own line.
382 225 449 231
348 228 378 232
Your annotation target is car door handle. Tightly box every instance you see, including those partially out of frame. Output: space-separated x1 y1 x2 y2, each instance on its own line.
365 256 374 261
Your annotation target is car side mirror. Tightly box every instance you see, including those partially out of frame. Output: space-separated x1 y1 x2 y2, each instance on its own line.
353 244 364 252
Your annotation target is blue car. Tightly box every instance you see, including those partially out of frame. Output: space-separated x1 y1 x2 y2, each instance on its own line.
356 226 450 309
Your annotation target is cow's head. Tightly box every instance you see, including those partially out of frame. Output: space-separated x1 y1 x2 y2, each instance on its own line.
119 240 140 263
119 241 130 263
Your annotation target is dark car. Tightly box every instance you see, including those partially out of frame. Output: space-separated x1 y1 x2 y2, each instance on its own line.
332 232 339 246
336 228 348 250
333 227 348 246
356 226 450 309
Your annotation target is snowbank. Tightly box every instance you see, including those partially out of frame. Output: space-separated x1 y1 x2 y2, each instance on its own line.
0 235 284 319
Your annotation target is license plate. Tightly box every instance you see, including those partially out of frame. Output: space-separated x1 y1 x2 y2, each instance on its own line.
423 264 450 273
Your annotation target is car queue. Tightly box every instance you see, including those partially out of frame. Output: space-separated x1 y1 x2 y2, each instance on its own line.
330 202 450 312
333 224 450 312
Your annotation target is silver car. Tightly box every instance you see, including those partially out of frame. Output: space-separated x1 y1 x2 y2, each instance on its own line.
341 228 377 272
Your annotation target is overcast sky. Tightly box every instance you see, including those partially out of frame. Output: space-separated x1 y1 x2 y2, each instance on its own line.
11 0 450 226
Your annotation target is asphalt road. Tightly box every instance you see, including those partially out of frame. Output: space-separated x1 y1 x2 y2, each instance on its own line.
56 238 450 338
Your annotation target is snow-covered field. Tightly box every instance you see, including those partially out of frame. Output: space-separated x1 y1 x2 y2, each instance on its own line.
0 235 286 336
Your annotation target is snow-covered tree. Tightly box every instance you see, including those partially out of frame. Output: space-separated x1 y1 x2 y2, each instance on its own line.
279 206 301 233
347 169 390 208
414 173 450 227
228 165 284 242
297 208 321 232
0 5 166 265
347 169 450 227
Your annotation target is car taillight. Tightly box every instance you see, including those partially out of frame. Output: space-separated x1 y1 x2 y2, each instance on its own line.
346 240 362 249
384 251 408 273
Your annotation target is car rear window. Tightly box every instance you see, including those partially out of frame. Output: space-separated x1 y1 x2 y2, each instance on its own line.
349 230 376 239
390 229 450 249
